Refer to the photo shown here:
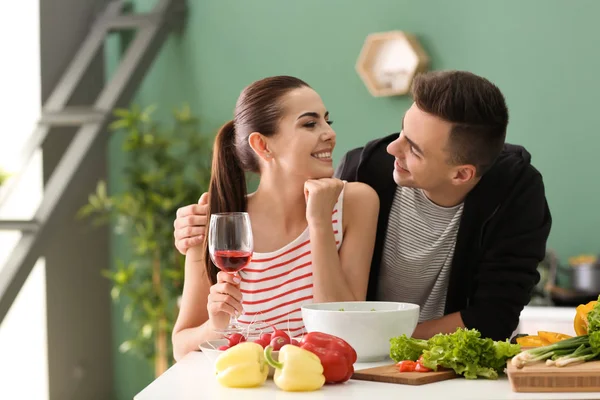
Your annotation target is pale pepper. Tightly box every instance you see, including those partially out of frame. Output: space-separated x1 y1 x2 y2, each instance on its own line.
264 344 326 392
214 342 269 388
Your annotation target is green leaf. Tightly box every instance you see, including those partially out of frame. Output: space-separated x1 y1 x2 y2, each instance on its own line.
110 286 121 301
389 335 429 362
100 269 114 280
113 108 131 118
141 104 157 121
97 181 107 200
109 119 130 131
119 340 133 353
124 303 134 323
142 324 153 339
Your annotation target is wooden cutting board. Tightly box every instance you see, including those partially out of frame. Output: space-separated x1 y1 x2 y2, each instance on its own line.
507 359 600 392
351 363 457 385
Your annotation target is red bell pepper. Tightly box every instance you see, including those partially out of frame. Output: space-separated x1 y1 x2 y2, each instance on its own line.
299 332 357 383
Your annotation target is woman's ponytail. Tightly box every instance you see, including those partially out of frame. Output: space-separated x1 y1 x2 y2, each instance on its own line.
203 120 248 284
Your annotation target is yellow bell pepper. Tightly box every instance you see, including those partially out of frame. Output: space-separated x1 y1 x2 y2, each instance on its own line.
264 344 325 392
537 331 572 343
214 342 269 388
574 300 598 336
516 335 551 347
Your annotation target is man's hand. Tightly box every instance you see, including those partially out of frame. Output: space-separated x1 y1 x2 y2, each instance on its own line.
174 193 209 255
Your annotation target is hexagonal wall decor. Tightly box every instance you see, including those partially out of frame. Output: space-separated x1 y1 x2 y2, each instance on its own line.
356 31 429 97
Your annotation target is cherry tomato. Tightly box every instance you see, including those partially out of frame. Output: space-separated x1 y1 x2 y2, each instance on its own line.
217 345 230 351
396 360 416 372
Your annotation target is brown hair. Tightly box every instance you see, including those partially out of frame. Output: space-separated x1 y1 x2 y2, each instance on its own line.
411 70 509 176
204 76 310 284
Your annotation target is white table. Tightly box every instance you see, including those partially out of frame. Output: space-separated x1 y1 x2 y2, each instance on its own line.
134 352 600 400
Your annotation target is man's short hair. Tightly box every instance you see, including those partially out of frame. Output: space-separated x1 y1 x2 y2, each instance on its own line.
411 70 509 176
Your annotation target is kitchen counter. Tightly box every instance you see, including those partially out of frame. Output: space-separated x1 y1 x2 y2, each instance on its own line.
135 306 590 399
134 351 600 400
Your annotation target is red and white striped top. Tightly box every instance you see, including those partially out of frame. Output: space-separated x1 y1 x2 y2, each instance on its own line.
236 188 345 337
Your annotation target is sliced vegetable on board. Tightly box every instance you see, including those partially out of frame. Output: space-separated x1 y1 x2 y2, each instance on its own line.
575 300 598 336
396 360 416 372
390 328 521 379
512 295 600 368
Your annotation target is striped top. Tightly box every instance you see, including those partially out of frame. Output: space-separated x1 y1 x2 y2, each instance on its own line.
376 186 463 322
236 188 345 337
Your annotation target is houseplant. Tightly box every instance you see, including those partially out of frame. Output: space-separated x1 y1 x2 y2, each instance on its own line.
79 103 212 377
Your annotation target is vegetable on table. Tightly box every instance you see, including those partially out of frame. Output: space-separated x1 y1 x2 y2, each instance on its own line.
396 356 433 373
389 328 521 380
574 300 598 336
214 342 269 388
299 331 357 383
515 331 572 347
264 344 325 392
396 360 416 372
512 295 600 368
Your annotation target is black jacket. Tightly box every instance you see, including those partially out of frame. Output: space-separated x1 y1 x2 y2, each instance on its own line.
335 133 552 341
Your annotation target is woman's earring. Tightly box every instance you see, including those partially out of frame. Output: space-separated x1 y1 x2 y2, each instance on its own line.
265 152 272 159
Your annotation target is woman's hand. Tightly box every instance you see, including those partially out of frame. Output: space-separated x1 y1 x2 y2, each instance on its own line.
304 178 345 228
207 271 244 331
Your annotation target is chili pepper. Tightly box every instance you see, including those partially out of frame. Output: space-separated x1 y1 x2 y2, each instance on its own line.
298 331 358 383
574 300 598 336
214 342 269 388
264 344 325 392
396 360 416 372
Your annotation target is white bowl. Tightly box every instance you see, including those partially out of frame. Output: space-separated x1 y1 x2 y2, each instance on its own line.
301 301 419 362
198 339 279 377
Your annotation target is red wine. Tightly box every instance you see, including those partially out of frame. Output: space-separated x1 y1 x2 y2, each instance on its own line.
213 250 252 273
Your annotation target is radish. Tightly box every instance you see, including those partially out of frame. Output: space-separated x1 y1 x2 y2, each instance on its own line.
259 332 272 343
253 339 269 348
270 336 287 351
226 333 246 347
270 327 290 344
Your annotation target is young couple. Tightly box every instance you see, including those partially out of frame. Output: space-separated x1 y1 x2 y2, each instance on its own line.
171 71 552 362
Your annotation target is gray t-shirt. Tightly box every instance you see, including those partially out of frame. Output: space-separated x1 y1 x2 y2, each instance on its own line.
376 186 464 322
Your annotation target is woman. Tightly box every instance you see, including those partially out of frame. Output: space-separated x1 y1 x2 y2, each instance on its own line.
172 76 379 361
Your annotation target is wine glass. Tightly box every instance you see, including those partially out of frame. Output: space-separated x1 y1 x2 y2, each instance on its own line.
208 212 253 335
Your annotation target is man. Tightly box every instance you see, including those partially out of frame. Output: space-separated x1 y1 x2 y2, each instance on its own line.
173 70 552 341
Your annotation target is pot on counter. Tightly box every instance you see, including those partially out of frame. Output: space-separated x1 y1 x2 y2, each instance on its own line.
569 254 600 295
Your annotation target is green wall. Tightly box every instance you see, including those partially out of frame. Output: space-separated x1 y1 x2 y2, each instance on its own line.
108 0 600 398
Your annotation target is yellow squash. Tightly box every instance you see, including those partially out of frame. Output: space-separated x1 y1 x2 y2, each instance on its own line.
214 342 269 388
574 300 598 336
264 344 325 392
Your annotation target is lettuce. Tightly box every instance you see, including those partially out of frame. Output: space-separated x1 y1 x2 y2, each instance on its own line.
389 328 520 379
